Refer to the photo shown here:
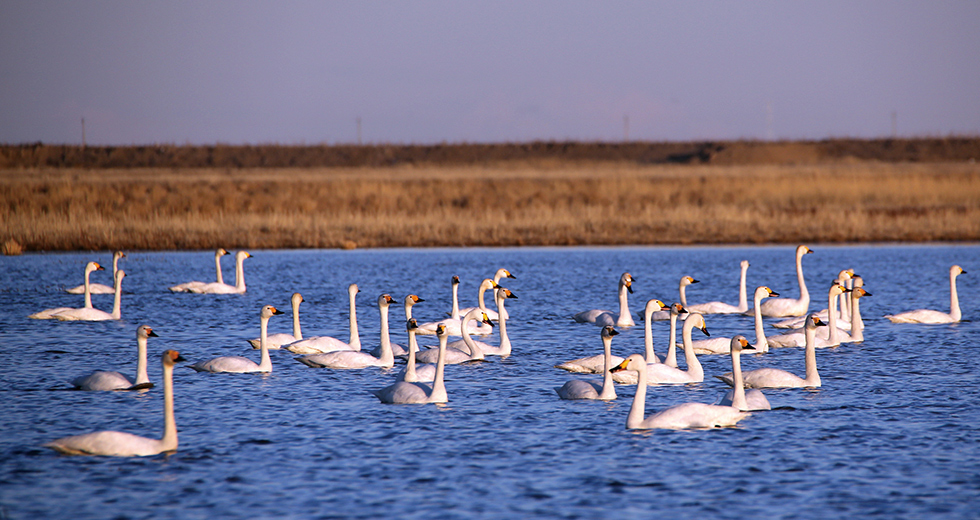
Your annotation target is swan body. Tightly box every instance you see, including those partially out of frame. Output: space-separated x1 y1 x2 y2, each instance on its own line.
30 262 103 319
759 245 813 317
285 284 362 354
67 251 124 294
417 309 492 364
885 265 965 323
295 294 397 369
555 326 619 400
457 278 502 321
714 336 771 411
190 305 283 373
686 260 750 314
608 299 669 385
718 315 826 389
573 272 636 327
52 270 125 321
45 350 184 457
611 354 749 430
250 293 304 349
71 325 157 391
641 313 709 384
649 276 699 320
187 250 250 294
169 248 229 292
372 324 450 404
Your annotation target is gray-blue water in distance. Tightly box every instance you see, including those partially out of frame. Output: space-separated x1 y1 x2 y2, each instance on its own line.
1 245 978 519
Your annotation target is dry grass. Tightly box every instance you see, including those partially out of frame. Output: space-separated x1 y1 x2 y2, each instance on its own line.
2 161 979 250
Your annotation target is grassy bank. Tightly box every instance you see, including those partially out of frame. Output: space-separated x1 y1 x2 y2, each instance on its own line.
2 159 979 251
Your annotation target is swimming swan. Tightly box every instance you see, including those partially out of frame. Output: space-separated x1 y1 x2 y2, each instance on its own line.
662 303 688 367
190 305 283 373
555 326 620 400
295 294 397 369
71 325 157 391
718 314 826 389
417 309 493 364
767 283 849 348
714 336 771 411
759 245 812 317
396 319 428 382
750 286 780 353
608 299 670 385
67 251 124 294
610 353 750 430
460 287 517 357
686 260 750 314
418 276 492 336
372 324 450 404
52 270 125 321
249 292 304 349
187 250 250 294
457 278 502 320
640 313 709 385
379 294 425 357
492 268 517 320
169 248 229 292
45 350 185 456
689 287 779 355
885 265 965 323
30 262 103 319
649 276 699 320
285 284 362 354
573 272 636 327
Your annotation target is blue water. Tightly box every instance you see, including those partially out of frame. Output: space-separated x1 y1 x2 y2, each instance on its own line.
1 245 978 519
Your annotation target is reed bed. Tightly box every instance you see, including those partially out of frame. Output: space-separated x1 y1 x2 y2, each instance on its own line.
2 161 978 251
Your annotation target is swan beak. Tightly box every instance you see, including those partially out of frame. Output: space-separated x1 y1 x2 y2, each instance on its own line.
769 291 780 297
658 300 669 310
147 329 159 338
481 313 495 327
626 283 634 294
406 319 418 330
415 296 425 303
677 305 689 314
503 289 518 299
862 290 872 297
610 358 629 373
452 276 460 284
507 271 517 279
700 325 710 337
96 265 105 271
173 354 187 362
690 278 700 284
272 308 285 315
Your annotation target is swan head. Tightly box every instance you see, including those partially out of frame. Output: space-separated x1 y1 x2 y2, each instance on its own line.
216 248 229 256
162 349 187 366
406 318 419 331
601 325 619 340
452 275 460 286
645 299 669 314
952 265 966 276
235 250 251 261
797 244 813 255
480 312 494 327
680 276 699 287
348 283 360 295
497 268 517 280
852 275 863 288
610 353 645 374
620 273 635 294
405 294 424 305
686 313 709 336
670 303 688 316
498 288 517 299
730 335 754 354
114 251 126 260
435 324 448 338
851 287 871 298
480 279 501 291
137 325 158 339
741 260 750 269
755 286 779 299
291 293 304 305
261 305 284 318
806 314 827 329
86 262 105 273
829 283 851 297
378 294 395 307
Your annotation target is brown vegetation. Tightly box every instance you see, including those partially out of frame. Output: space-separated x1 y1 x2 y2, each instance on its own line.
1 140 979 251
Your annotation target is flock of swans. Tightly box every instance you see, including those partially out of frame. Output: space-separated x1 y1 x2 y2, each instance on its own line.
36 245 967 456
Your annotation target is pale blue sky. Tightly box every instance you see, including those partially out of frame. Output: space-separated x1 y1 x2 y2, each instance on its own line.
2 1 978 145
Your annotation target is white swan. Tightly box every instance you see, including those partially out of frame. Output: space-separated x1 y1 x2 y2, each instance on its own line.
459 287 517 357
457 278 502 320
662 303 687 367
71 325 157 391
850 276 866 331
718 314 826 389
417 309 492 364
187 250 250 294
295 294 397 369
767 283 849 348
52 270 125 321
190 305 283 373
169 248 229 292
610 353 750 430
380 294 425 357
285 284 362 354
67 251 124 294
688 287 778 355
555 299 645 374
639 312 709 384
30 261 103 319
573 272 636 327
396 319 427 382
714 336 771 411
418 276 492 336
372 324 450 404
649 276 699 320
750 286 779 353
885 265 966 323
492 268 516 320
607 299 669 385
686 260 749 314
250 292 303 349
759 245 813 317
844 286 871 343
45 350 185 457
555 326 620 400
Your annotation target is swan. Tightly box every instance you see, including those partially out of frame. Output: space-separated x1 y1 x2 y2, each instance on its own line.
71 325 157 391
662 303 687 367
850 275 866 331
885 265 966 323
573 272 636 327
364 294 403 359
30 261 103 319
649 276 699 320
372 324 450 404
67 251 124 294
190 305 283 373
555 326 620 400
772 269 854 328
844 286 871 343
750 286 780 353
605 299 669 385
759 245 813 317
714 336 771 411
295 294 397 369
284 284 361 354
555 299 646 373
457 278 502 320
169 248 229 292
688 287 779 355
187 250 250 294
52 270 126 321
396 319 427 382
45 350 185 457
417 276 492 336
455 287 517 357
492 268 517 320
610 353 750 430
686 260 749 314
638 313 709 384
249 292 303 349
718 314 826 389
416 309 493 364
378 294 425 357
767 283 849 348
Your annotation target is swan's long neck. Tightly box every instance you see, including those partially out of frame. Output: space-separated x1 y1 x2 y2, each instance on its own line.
258 315 272 372
430 334 449 403
291 301 302 340
626 362 648 429
730 349 747 411
826 291 839 344
214 251 225 285
950 271 962 321
160 361 178 451
135 335 150 385
403 330 418 382
840 278 852 322
377 304 394 367
804 326 820 386
665 314 678 368
679 282 689 307
737 264 749 311
83 267 93 308
477 285 489 312
617 283 633 325
849 294 864 342
405 302 414 321
450 283 460 320
348 291 361 351
460 314 484 359
495 294 511 357
643 309 656 362
681 320 704 381
234 255 246 291
110 274 123 320
599 336 617 400
112 253 121 279
753 292 768 352
796 249 809 306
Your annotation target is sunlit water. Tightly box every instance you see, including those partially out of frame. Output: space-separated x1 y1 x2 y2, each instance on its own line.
1 245 978 519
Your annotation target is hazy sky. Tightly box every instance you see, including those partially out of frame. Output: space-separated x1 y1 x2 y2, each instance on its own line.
2 1 978 146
